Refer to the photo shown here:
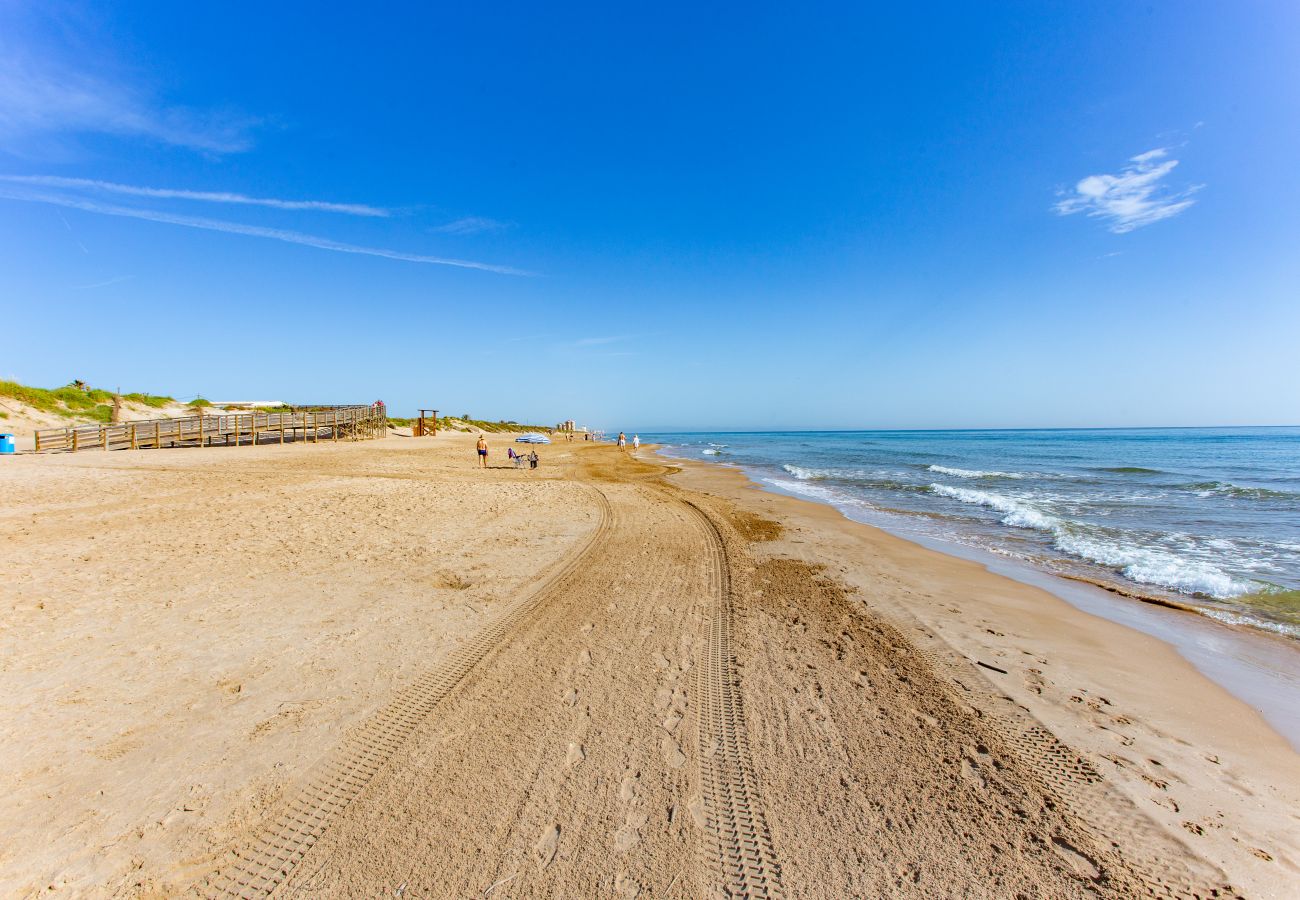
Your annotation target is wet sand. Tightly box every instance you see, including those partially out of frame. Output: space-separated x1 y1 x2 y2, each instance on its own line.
1 435 1296 896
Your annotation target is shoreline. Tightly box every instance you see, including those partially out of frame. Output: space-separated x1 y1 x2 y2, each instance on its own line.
647 428 1300 644
655 447 1300 750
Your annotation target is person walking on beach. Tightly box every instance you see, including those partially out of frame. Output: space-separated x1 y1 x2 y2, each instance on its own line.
528 449 539 469
617 432 627 451
632 434 640 454
476 434 489 468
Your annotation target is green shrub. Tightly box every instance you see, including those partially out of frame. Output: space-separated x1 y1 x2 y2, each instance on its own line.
0 380 173 419
124 392 174 408
0 380 63 412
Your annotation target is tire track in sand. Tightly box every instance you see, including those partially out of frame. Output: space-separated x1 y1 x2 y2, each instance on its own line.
198 485 613 899
905 633 1236 898
272 477 705 897
678 496 784 899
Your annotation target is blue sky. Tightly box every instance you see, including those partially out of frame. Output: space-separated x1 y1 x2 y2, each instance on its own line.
2 1 1298 429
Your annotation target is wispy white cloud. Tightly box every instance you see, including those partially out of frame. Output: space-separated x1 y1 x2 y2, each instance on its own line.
572 336 628 347
0 188 530 275
504 333 552 343
432 216 509 235
1054 147 1201 233
72 274 134 290
0 175 388 216
0 52 258 155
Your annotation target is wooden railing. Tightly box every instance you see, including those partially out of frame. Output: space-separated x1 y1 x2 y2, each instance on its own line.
34 404 387 453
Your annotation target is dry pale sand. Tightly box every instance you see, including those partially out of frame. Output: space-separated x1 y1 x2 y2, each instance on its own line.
1 434 1296 898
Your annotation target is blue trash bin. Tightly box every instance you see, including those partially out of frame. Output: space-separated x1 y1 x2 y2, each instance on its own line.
0 433 14 454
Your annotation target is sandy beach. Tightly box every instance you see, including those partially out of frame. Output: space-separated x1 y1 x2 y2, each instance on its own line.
2 433 1297 898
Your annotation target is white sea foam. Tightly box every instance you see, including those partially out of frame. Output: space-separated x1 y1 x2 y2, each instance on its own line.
928 464 1025 479
1201 609 1300 640
764 477 866 508
929 484 1057 530
701 448 721 455
928 483 1255 599
780 463 910 484
1054 532 1253 598
782 463 822 479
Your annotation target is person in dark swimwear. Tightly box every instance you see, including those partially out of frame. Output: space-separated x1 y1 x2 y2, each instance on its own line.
476 434 488 468
528 449 539 469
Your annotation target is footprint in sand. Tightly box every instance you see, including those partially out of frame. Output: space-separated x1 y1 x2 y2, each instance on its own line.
661 736 686 769
614 809 649 852
615 871 642 898
687 797 707 831
619 771 639 802
535 824 560 869
566 742 586 767
960 756 987 789
578 648 592 667
661 712 683 733
652 651 671 670
614 827 640 852
562 688 578 707
1051 837 1101 880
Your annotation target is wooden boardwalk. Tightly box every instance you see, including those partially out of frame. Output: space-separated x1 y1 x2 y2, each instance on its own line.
34 404 387 453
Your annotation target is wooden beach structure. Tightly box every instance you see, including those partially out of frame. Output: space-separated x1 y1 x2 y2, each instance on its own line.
413 409 439 437
34 403 387 453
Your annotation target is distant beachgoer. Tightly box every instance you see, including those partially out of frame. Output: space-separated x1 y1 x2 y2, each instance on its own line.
476 434 488 468
528 449 539 469
632 434 640 453
617 432 626 451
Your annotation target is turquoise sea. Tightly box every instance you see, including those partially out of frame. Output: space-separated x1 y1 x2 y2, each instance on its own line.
645 427 1300 640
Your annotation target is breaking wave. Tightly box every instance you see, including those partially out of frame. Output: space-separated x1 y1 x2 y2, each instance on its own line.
1179 481 1298 501
780 464 927 493
928 464 1026 480
928 483 1255 599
